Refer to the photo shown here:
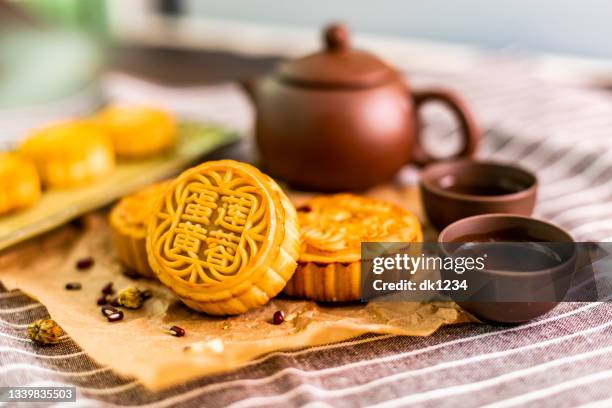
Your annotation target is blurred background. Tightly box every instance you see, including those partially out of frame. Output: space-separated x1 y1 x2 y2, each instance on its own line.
2 0 612 147
111 0 612 58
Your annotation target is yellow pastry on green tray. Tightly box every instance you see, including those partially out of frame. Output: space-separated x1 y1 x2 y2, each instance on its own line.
20 120 115 188
147 160 299 315
109 181 171 278
0 152 41 215
284 194 423 302
97 105 177 158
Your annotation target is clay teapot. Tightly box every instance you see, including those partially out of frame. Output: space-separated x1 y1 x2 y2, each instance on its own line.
243 23 480 191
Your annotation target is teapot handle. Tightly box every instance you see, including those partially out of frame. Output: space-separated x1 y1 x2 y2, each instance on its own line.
410 88 481 166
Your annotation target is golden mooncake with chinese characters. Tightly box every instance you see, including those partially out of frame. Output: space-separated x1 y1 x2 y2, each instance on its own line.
20 120 115 188
110 181 171 278
0 152 41 215
97 105 177 158
284 194 422 302
147 160 299 315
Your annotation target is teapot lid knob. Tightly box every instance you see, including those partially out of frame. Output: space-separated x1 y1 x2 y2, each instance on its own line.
279 22 395 88
324 23 350 51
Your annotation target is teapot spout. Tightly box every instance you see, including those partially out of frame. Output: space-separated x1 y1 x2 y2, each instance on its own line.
238 78 258 103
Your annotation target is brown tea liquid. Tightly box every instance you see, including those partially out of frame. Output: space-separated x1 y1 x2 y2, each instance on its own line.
437 175 529 196
443 184 523 196
453 242 563 272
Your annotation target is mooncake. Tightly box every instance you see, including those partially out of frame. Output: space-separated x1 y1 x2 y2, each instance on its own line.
20 120 115 188
0 152 41 215
110 181 171 278
97 105 177 158
147 160 299 315
284 194 422 302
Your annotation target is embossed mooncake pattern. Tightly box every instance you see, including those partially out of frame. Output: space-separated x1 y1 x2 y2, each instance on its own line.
285 194 422 302
154 171 266 283
147 160 299 315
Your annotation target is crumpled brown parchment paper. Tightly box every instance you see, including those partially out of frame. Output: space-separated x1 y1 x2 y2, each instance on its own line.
0 187 476 390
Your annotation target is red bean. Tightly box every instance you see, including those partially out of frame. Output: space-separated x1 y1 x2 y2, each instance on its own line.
65 282 82 290
76 257 94 270
101 282 114 295
168 325 185 337
107 312 124 322
272 311 285 325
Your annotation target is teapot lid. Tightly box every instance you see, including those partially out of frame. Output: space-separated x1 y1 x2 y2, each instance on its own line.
278 24 397 88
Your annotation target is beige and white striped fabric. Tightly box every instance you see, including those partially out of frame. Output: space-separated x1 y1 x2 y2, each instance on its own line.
2 59 612 407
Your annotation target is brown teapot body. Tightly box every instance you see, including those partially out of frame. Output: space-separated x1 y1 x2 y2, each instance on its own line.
246 24 480 191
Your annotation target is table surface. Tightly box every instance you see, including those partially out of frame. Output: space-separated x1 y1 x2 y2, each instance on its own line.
2 46 612 408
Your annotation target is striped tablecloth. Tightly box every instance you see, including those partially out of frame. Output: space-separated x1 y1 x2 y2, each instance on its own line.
2 59 612 407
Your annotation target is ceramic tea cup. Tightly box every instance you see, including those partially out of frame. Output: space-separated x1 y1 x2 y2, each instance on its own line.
438 214 576 324
420 159 537 231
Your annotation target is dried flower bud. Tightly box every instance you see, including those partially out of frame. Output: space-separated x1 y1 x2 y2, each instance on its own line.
27 319 63 345
118 287 143 309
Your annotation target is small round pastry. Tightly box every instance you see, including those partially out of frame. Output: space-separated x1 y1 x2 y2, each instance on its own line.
147 160 299 315
284 194 423 302
20 120 115 188
0 152 41 215
97 105 177 158
109 181 171 278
